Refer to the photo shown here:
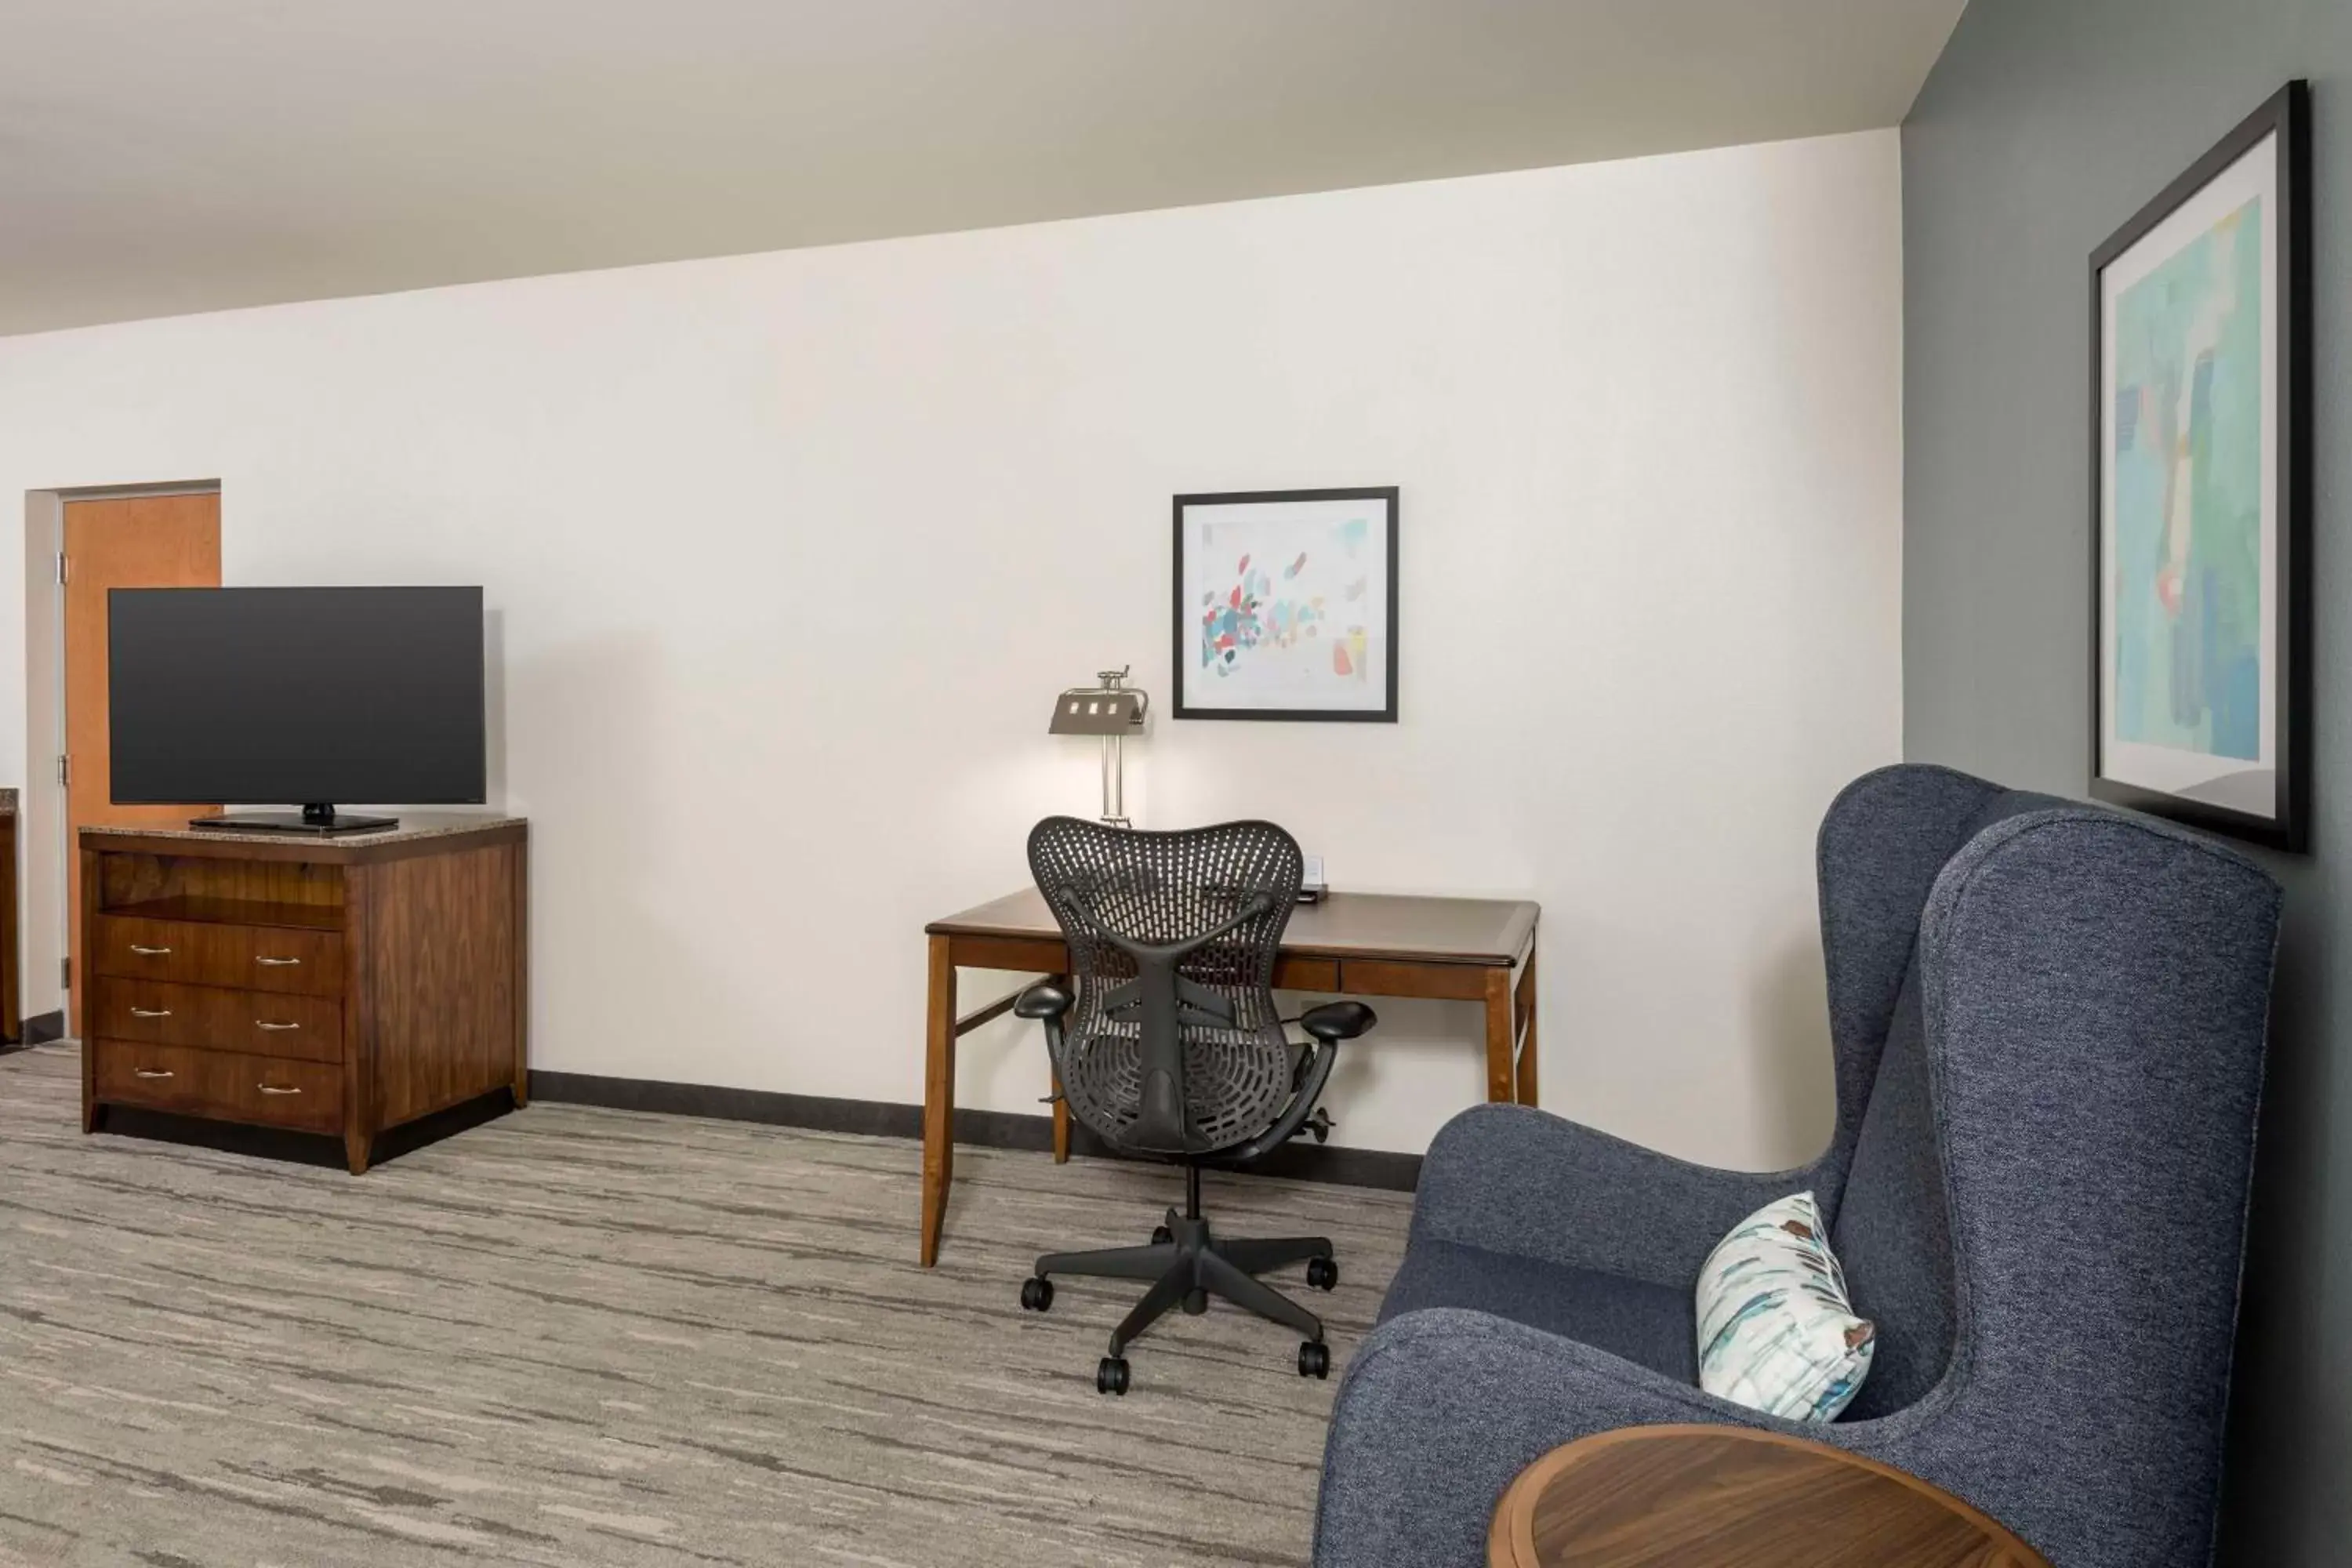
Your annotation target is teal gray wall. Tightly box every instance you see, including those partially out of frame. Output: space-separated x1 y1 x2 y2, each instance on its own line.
1903 3 2349 1563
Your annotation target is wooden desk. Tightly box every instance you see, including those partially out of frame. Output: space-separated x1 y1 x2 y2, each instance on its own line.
1489 1426 2052 1568
919 887 1539 1265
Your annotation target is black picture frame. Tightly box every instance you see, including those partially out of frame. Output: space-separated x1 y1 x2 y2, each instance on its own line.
2088 79 2310 852
1172 487 1399 723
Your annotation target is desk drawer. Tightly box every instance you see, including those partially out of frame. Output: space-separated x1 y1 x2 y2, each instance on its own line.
94 1040 343 1134
96 916 343 999
94 980 342 1064
1272 956 1341 992
1338 958 1495 1001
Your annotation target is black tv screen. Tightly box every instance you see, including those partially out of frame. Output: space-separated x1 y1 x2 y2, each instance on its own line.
109 586 486 807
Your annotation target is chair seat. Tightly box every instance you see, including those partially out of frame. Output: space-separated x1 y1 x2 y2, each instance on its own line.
1377 1239 1697 1383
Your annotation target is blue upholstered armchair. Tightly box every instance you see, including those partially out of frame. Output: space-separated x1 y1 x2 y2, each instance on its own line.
1314 764 2283 1568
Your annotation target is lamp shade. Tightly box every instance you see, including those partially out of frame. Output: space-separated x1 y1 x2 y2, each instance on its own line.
1048 687 1147 736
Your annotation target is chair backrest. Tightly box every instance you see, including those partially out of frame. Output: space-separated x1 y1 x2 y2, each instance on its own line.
1026 817 1303 1156
1817 770 2280 1568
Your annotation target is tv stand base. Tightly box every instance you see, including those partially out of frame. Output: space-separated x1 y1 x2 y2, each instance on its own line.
198 808 399 837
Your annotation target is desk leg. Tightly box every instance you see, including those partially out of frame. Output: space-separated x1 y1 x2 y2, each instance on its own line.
920 935 957 1267
1483 967 1516 1104
1515 949 1541 1107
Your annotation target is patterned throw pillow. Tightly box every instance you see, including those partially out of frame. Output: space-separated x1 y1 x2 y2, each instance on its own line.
1694 1191 1875 1421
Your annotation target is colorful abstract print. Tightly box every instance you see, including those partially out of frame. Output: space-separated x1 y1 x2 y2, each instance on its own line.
1198 525 1372 682
1693 1192 1875 1422
2111 196 2265 761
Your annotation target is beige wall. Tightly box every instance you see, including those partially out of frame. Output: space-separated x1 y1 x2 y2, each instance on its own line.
0 129 1904 1163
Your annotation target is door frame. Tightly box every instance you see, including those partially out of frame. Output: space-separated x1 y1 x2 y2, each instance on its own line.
24 481 220 1037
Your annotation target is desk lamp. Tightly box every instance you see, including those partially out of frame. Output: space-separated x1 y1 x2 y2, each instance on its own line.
1050 666 1148 826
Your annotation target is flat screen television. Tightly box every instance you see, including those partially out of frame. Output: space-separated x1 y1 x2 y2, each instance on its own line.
109 586 486 836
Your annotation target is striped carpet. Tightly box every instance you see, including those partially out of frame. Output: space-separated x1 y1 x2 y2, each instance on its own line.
0 1043 1412 1567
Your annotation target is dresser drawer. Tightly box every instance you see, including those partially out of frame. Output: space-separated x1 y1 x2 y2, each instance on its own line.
94 980 342 1064
93 1040 343 1134
95 916 343 998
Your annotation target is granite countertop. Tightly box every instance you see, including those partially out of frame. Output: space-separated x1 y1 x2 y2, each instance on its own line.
0 788 16 817
80 811 522 848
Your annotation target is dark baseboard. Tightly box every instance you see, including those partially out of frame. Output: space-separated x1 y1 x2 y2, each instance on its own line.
20 1010 64 1044
528 1070 1423 1192
89 1089 517 1171
530 1072 924 1138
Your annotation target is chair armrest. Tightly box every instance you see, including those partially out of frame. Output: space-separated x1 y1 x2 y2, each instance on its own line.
1410 1104 1828 1291
1314 1308 1793 1568
1013 981 1073 1022
1300 1000 1377 1042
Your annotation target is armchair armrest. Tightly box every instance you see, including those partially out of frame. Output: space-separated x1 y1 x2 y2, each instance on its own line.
1411 1104 1828 1291
1315 1308 1793 1568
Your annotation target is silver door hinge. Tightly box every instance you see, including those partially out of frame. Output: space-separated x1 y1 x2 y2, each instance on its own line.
54 553 66 586
55 754 68 787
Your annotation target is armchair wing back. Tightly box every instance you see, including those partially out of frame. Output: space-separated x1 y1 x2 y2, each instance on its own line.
1314 764 2283 1568
1835 798 2279 1535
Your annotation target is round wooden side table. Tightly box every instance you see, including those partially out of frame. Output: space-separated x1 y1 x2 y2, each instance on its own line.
1488 1425 2053 1568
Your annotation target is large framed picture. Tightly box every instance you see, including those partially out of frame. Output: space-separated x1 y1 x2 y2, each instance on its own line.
1174 487 1399 722
2092 81 2310 851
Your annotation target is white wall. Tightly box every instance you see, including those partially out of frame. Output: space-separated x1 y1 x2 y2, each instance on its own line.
0 129 1902 1167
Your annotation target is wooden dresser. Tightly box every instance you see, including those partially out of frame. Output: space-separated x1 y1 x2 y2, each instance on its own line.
78 815 527 1172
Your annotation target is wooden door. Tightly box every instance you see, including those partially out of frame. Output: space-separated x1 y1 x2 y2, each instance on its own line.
63 493 221 1028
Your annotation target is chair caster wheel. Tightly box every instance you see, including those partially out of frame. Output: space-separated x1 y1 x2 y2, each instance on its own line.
1306 1256 1338 1290
1182 1287 1207 1316
1298 1341 1330 1379
1097 1356 1131 1396
1020 1276 1054 1312
1152 1225 1174 1245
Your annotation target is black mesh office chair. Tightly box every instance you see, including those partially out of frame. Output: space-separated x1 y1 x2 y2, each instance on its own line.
1013 816 1377 1395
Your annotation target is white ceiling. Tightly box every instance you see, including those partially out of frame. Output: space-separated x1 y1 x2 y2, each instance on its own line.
1 0 1965 337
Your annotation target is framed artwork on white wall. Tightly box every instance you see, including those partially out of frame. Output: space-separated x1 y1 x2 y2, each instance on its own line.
1172 487 1399 723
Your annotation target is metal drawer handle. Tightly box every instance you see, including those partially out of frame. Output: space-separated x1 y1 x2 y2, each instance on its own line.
132 1068 175 1080
256 1083 303 1096
129 944 172 956
254 1019 302 1032
129 1006 172 1018
255 956 302 967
